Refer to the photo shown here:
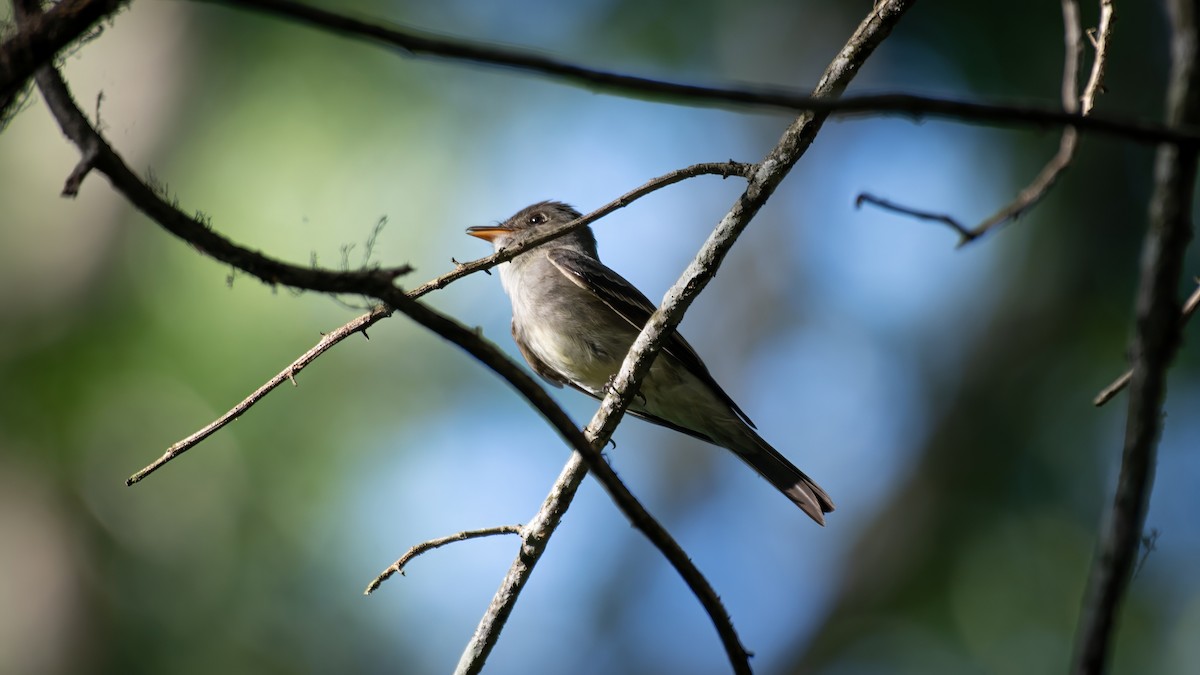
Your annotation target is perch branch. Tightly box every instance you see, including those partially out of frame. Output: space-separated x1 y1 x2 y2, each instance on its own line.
455 2 916 673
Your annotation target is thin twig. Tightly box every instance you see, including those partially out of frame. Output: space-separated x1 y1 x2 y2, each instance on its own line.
854 193 974 241
1094 280 1200 406
857 0 1115 246
126 306 391 485
198 0 1199 148
18 8 749 669
1081 0 1116 117
365 525 523 595
455 2 916 673
1071 0 1199 670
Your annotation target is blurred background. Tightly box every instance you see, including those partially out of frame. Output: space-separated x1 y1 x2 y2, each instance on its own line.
1 1 1197 673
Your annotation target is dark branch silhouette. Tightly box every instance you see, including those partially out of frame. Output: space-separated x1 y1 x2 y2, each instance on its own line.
1071 0 1199 671
0 0 127 117
204 0 1196 148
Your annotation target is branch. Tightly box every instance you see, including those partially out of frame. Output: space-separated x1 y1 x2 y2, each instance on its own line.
1093 280 1200 406
126 305 393 484
364 525 523 595
1081 0 1116 117
200 0 1198 148
1071 0 1200 671
856 0 1114 246
455 2 916 673
0 0 127 114
15 5 749 668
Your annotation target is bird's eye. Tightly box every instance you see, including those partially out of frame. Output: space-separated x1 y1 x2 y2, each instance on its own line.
527 213 547 225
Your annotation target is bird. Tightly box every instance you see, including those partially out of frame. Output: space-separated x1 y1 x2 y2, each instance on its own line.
467 201 834 525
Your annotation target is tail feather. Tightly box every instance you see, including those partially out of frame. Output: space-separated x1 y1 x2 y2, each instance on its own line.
728 428 835 526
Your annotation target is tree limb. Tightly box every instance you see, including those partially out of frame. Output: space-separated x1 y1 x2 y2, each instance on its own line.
202 0 1195 148
1071 0 1199 671
0 0 127 120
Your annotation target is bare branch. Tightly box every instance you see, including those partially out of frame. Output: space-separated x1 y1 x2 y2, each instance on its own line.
857 0 1115 246
0 0 127 110
126 306 392 485
365 525 523 595
455 2 916 673
1072 0 1200 670
454 452 587 674
1094 280 1200 407
1081 0 1116 117
854 193 975 244
199 0 1195 148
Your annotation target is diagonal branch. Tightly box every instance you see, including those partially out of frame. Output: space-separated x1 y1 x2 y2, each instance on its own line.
126 305 393 485
1093 280 1200 406
455 2 916 673
1071 0 1200 671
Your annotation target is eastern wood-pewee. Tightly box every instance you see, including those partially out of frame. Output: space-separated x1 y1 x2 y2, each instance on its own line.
468 201 834 525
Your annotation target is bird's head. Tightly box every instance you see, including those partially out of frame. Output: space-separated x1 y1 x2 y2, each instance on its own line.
467 201 595 254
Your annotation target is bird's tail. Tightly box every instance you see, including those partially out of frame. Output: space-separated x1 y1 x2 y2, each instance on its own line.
726 427 835 526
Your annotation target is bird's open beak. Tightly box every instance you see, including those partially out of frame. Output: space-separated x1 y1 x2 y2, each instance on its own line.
466 226 512 242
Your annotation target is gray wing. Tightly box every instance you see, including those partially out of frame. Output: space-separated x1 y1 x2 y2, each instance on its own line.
545 247 756 429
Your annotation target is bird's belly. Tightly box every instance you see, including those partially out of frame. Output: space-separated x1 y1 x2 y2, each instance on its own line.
521 318 626 394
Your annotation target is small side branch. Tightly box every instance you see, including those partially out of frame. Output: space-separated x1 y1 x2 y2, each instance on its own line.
857 0 1114 247
365 525 523 595
854 193 974 242
126 306 391 484
1094 280 1200 406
